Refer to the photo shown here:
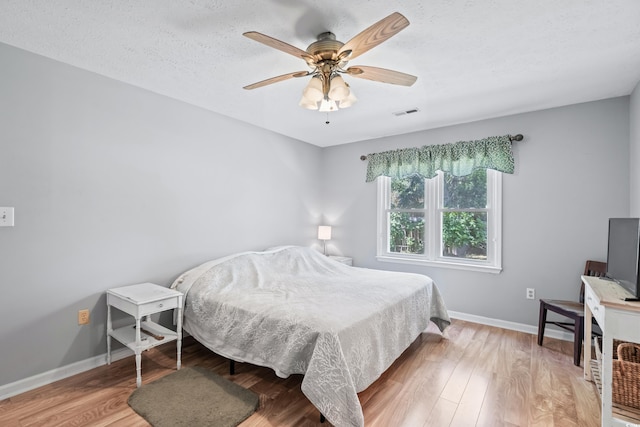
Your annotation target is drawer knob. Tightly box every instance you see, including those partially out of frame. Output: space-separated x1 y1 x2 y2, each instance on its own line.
159 303 163 308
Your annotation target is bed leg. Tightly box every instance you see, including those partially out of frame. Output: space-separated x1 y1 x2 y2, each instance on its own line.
320 414 325 423
229 360 235 375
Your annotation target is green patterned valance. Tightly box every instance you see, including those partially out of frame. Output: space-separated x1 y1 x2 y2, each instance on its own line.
365 135 515 182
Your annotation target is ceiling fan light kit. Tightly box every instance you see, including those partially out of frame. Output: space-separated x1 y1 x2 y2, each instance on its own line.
300 73 355 111
243 12 417 113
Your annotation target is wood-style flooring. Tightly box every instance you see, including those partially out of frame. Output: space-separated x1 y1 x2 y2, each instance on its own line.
0 319 601 426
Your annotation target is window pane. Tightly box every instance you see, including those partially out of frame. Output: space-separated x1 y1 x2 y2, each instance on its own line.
389 212 425 254
443 169 487 209
442 211 487 260
391 175 425 209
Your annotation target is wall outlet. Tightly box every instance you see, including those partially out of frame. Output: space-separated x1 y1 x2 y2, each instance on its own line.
0 207 14 227
526 288 535 300
78 309 90 325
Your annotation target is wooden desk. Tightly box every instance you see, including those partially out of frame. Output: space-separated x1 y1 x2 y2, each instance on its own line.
582 275 640 426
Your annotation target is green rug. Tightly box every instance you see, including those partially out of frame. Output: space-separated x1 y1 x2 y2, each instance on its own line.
128 366 259 427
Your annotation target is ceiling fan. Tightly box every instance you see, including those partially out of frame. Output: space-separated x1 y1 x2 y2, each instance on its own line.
243 12 417 112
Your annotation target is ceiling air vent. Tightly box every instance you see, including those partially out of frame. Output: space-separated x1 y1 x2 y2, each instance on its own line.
393 108 419 117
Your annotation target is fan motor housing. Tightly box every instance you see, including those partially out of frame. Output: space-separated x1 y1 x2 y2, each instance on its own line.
306 32 344 60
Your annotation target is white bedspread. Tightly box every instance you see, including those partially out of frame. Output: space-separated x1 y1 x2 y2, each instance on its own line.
171 246 450 427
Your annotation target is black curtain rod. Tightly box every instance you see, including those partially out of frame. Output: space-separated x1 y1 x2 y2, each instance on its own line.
359 134 524 161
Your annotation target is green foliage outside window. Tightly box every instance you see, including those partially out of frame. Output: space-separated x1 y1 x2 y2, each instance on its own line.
443 168 487 209
391 175 424 209
389 169 488 259
390 176 424 254
442 212 487 258
390 211 424 254
442 169 488 259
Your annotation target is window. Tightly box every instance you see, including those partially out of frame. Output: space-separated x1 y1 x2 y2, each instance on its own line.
377 169 502 273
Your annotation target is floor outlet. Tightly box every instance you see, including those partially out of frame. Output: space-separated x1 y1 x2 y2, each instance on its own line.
78 309 90 325
526 288 535 300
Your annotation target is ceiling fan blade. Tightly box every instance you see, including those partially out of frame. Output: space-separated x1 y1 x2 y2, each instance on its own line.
243 71 309 90
346 66 417 86
243 31 315 62
338 12 410 61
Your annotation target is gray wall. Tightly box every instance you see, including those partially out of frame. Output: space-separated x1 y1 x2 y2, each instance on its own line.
631 82 640 216
0 43 323 387
321 98 630 325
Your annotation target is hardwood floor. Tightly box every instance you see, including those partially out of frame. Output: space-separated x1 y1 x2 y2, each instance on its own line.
0 319 601 426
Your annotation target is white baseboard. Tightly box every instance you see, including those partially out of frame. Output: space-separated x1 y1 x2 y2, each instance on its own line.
0 315 570 401
448 310 574 342
0 347 133 401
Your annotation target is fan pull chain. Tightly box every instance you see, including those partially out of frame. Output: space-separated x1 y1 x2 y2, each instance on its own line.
325 113 330 125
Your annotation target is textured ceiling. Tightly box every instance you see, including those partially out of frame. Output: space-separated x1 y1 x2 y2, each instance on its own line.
1 1 640 147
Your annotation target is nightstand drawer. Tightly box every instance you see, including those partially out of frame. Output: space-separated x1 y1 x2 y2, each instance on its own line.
107 293 138 315
138 298 180 316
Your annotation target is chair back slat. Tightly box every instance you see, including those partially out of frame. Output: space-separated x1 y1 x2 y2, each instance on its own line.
579 260 607 303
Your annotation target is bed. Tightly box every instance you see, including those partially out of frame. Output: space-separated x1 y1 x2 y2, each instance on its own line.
171 246 450 427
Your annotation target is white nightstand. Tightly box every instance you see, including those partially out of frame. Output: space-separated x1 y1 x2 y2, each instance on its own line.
329 256 353 266
106 282 183 387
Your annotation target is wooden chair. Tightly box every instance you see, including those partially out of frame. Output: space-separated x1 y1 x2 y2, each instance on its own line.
537 260 607 366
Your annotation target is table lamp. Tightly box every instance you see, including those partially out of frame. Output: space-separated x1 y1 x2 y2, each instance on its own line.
317 225 332 255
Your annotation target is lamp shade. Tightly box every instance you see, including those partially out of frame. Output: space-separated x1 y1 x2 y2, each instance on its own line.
339 89 357 108
299 95 318 110
303 77 324 102
317 225 332 240
328 75 349 101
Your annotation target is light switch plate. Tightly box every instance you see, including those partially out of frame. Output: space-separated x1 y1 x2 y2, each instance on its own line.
0 207 15 226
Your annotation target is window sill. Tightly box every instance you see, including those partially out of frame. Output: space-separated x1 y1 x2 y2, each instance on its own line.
376 255 502 274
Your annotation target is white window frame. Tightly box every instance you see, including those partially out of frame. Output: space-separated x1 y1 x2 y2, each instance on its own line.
376 170 502 274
